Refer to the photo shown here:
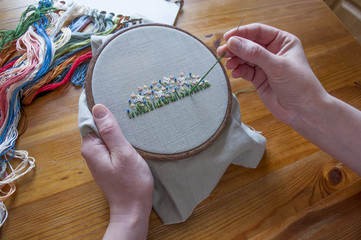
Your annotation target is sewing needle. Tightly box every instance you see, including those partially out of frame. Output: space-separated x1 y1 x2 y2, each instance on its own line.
192 15 246 92
236 15 246 32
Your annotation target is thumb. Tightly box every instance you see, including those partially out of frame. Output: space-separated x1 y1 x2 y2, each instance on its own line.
92 104 130 153
227 36 278 73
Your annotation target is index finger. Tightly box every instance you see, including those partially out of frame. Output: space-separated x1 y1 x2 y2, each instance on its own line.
217 44 235 58
224 23 282 46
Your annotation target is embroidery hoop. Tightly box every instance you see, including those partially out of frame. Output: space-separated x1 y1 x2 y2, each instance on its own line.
86 24 232 161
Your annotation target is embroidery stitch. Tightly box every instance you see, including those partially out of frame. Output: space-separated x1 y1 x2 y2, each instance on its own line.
127 72 211 119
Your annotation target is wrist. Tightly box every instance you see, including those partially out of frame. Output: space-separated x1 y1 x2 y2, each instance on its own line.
109 206 151 224
287 92 361 175
108 194 153 220
288 92 334 133
103 209 151 240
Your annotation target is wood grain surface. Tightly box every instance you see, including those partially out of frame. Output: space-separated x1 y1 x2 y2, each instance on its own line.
1 0 361 239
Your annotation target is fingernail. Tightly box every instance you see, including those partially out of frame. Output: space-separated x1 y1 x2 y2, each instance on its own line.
229 37 242 51
93 104 108 119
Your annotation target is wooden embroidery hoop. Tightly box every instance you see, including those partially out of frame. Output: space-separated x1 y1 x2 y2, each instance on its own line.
85 24 232 161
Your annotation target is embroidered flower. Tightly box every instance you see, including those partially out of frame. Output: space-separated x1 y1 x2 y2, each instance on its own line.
179 77 187 86
163 77 171 85
154 90 164 98
136 95 144 102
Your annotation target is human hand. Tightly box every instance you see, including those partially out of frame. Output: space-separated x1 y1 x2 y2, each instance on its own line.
81 104 153 240
217 23 329 125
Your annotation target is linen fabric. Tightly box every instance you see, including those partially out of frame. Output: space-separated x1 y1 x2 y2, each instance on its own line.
90 25 229 155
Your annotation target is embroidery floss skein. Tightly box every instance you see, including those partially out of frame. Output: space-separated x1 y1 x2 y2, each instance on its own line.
0 0 143 225
0 202 8 227
0 3 56 49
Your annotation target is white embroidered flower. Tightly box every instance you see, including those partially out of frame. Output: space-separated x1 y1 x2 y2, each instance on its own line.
163 77 171 85
154 90 164 98
178 76 188 86
136 95 144 102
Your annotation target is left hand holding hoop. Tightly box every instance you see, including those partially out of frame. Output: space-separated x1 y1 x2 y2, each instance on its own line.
81 104 153 240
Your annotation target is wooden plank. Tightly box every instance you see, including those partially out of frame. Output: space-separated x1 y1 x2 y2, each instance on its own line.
147 151 359 239
0 0 360 239
1 181 109 239
251 179 361 240
1 151 358 239
0 0 38 29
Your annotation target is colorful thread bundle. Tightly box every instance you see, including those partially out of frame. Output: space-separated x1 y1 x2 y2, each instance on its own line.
0 0 141 226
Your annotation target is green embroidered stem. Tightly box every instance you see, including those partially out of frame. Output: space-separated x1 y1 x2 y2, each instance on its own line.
175 89 181 98
191 51 226 93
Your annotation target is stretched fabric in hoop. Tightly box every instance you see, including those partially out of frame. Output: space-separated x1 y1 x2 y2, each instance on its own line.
78 27 266 224
85 24 232 160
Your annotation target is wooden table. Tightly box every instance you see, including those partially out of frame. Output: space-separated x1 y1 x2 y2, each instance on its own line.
1 0 361 239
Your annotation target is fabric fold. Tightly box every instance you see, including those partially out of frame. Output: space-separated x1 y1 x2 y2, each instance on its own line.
78 90 266 224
